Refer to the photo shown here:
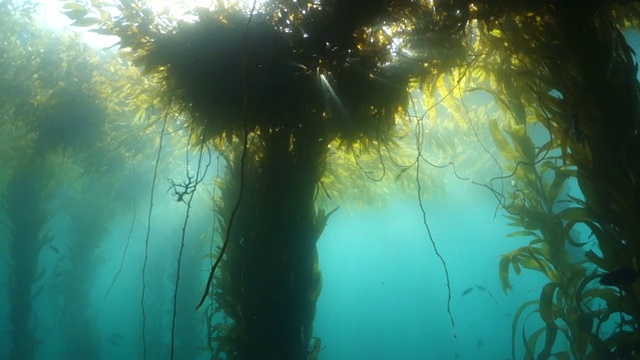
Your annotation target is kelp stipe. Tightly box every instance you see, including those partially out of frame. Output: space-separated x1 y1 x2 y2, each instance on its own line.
481 2 640 358
0 3 114 358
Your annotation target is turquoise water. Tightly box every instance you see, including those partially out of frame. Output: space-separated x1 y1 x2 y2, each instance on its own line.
315 181 546 360
4 5 636 360
0 163 552 359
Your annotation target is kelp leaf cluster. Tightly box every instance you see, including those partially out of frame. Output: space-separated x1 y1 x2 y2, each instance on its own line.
486 5 640 351
72 1 418 148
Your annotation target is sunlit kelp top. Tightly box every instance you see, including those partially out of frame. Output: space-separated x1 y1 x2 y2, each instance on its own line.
104 1 426 147
59 0 504 208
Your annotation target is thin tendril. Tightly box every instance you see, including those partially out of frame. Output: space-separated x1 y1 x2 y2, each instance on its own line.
104 156 137 300
141 110 169 360
196 128 250 311
411 91 457 338
170 128 211 359
196 0 257 311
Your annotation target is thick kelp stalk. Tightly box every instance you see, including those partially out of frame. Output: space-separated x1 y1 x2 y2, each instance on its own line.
554 3 640 356
1 5 114 357
211 125 328 359
5 101 106 360
1 3 101 358
51 184 112 360
6 157 50 360
1 7 48 358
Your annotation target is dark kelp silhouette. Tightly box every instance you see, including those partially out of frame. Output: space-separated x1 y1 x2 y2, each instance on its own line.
1 2 153 359
53 0 640 359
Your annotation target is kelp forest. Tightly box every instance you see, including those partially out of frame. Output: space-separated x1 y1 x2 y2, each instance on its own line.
1 0 640 359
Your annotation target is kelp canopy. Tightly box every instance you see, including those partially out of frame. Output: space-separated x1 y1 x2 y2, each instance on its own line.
55 0 640 359
110 1 420 148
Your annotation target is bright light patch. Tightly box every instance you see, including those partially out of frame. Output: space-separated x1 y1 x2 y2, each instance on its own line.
319 73 347 118
146 0 269 19
28 0 269 48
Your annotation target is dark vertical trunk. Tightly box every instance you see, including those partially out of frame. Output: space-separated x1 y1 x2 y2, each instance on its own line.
556 3 640 279
213 123 327 359
6 158 48 360
55 194 108 360
550 3 640 356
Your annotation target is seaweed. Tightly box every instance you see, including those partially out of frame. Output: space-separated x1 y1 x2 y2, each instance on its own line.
484 4 640 358
50 1 640 359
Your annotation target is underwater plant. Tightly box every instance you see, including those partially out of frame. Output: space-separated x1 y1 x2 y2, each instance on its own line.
479 2 640 358
0 2 156 358
0 3 87 358
58 1 428 358
51 0 640 359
